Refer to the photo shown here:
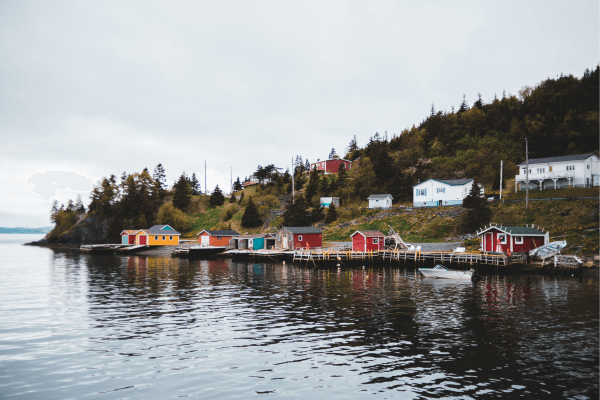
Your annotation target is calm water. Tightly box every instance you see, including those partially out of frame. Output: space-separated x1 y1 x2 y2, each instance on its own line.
0 234 598 399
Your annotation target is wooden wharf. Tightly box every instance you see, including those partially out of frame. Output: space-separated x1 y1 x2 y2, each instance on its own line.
80 244 148 252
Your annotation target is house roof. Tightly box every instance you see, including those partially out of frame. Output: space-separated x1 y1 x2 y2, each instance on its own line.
198 229 241 236
312 158 352 164
279 227 323 234
120 230 140 235
477 225 546 236
143 225 180 235
237 233 271 239
413 178 482 187
517 153 597 166
351 230 385 238
367 194 393 200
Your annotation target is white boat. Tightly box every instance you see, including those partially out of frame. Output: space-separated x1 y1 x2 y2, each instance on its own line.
529 240 567 258
419 265 475 280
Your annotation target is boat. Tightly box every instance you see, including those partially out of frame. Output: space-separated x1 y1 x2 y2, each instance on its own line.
529 240 567 259
418 265 475 280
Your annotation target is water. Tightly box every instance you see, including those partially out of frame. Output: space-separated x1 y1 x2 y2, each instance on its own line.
0 234 598 399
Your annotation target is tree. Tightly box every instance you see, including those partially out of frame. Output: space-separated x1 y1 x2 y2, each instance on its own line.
282 195 311 226
189 172 201 195
153 164 167 197
50 200 59 223
233 177 243 191
324 203 337 224
172 174 191 211
304 166 321 204
328 148 336 159
461 180 491 232
458 94 469 113
473 93 484 110
229 191 237 203
156 202 190 232
241 197 263 227
337 163 348 189
75 194 86 214
209 185 225 207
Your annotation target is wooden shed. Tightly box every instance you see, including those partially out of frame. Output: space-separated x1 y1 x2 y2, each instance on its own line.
351 230 386 252
477 225 549 253
276 227 322 250
198 229 241 247
120 230 139 244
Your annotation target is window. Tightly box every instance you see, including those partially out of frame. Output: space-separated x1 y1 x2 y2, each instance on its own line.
465 188 468 193
373 238 378 244
587 164 590 169
437 187 445 193
162 236 166 240
298 235 303 241
155 236 158 240
567 165 575 171
217 236 222 240
416 188 426 196
170 236 173 240
549 166 552 172
536 168 545 173
514 236 523 244
522 168 527 174
498 234 507 244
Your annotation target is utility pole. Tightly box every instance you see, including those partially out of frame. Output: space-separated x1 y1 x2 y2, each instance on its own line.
525 138 529 209
500 160 503 200
230 167 232 193
205 160 207 196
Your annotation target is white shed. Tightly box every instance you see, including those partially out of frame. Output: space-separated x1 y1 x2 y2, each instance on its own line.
320 197 340 208
413 179 484 208
368 194 393 209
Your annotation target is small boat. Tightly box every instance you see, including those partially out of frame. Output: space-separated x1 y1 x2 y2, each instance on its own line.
529 240 567 258
419 265 475 280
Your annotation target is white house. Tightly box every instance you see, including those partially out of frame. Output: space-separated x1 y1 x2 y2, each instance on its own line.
320 197 339 208
368 194 393 209
413 179 484 208
515 153 600 191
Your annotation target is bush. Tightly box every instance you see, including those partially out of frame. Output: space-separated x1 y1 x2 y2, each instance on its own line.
156 202 190 232
221 204 239 221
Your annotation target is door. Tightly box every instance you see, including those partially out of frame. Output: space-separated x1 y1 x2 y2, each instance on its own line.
129 235 135 244
486 233 492 251
139 235 147 245
438 200 442 206
122 235 128 244
282 235 288 249
201 235 210 247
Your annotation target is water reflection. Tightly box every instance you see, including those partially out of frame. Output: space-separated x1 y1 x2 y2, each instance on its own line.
1 242 598 399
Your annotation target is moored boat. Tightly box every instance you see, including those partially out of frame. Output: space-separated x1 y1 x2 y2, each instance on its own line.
419 265 475 280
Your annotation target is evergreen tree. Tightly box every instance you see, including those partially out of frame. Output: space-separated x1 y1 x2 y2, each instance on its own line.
328 148 336 159
282 195 311 226
324 203 337 224
473 93 484 109
458 94 469 113
75 194 86 214
153 164 166 197
336 163 348 191
461 180 491 232
209 185 225 207
172 174 191 211
430 103 435 117
241 197 263 227
189 172 200 195
233 177 243 191
50 200 59 223
238 191 245 204
229 192 237 203
320 176 330 197
305 167 321 204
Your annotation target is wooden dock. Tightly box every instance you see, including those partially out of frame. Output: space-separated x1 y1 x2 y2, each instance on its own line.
80 244 148 252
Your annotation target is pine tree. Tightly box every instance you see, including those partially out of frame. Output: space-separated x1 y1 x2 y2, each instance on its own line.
324 203 337 224
172 174 191 211
153 164 166 196
282 195 311 226
305 167 320 204
328 148 336 159
430 103 435 117
241 197 263 227
190 172 200 195
458 94 469 113
461 180 491 232
50 200 59 223
229 192 237 203
233 177 243 191
336 163 348 191
75 194 86 214
473 93 484 109
209 185 225 207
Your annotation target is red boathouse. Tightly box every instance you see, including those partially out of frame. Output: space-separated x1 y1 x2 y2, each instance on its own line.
477 225 549 253
351 230 386 252
276 227 322 250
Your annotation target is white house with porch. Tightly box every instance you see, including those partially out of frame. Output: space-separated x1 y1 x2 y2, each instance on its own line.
515 153 600 191
413 179 484 208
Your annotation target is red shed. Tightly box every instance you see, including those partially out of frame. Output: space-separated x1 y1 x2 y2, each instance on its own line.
351 230 385 252
310 158 352 174
120 230 139 244
198 229 241 247
276 227 322 250
477 225 549 254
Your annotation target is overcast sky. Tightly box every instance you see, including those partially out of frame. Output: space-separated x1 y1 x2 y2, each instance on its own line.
1 0 598 228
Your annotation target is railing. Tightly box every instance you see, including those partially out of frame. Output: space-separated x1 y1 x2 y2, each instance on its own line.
515 171 574 181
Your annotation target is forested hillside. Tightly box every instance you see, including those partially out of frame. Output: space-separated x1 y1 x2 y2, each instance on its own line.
345 66 599 201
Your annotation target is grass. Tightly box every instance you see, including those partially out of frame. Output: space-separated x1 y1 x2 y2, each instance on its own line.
503 187 598 200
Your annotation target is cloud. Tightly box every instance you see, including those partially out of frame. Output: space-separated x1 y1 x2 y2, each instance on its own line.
27 171 93 201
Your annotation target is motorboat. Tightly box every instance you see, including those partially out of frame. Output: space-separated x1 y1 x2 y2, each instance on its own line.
418 265 475 280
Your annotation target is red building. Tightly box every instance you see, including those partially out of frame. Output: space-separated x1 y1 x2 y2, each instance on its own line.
477 225 549 253
276 227 322 250
351 230 386 251
198 229 241 247
310 158 352 174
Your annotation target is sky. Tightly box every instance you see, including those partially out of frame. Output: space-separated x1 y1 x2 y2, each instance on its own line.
1 0 598 228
